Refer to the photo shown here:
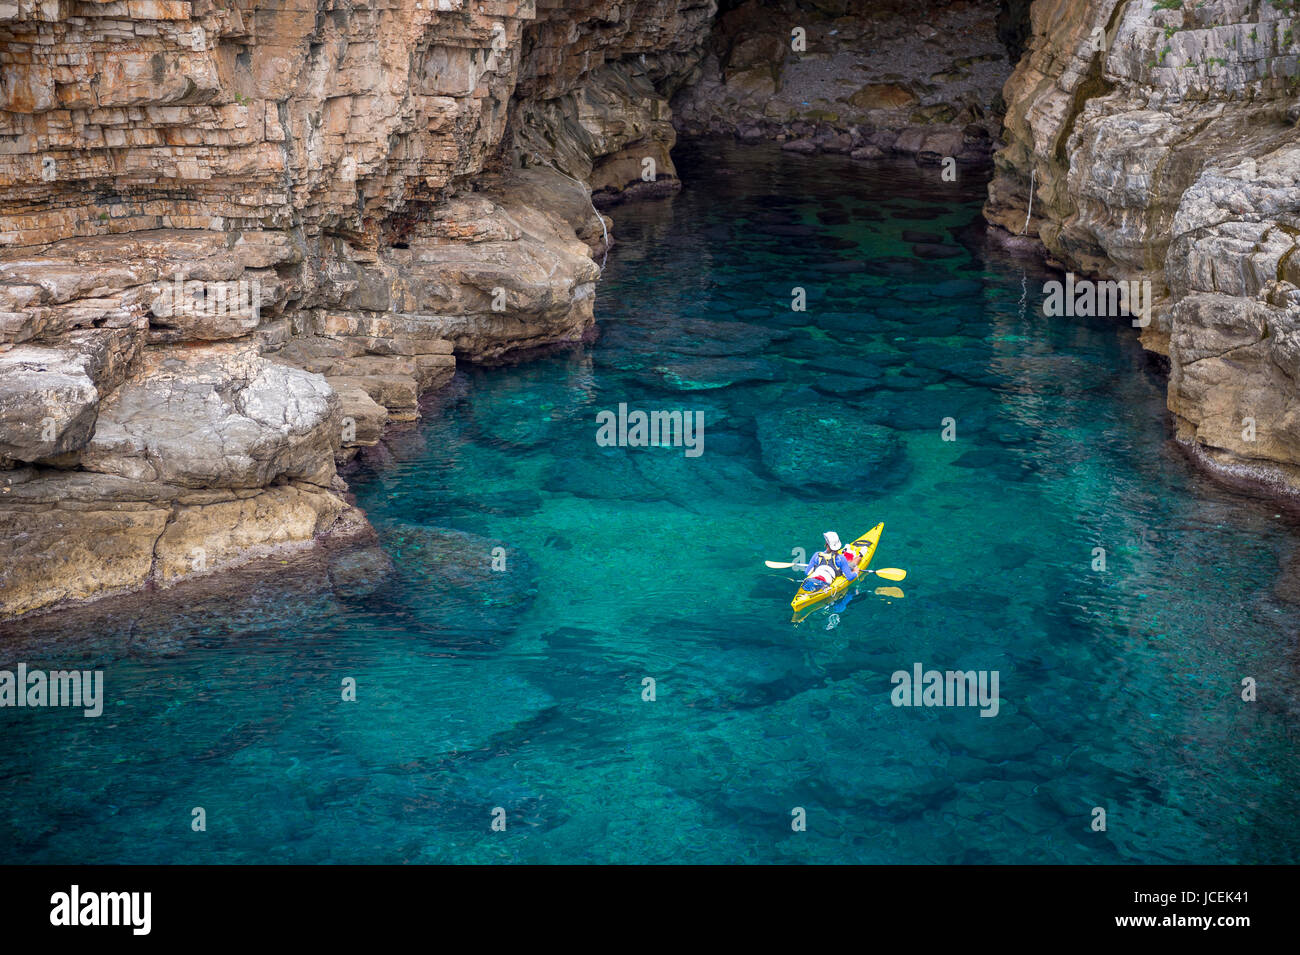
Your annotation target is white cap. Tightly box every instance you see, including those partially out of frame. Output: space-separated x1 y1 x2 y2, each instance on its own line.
823 531 842 551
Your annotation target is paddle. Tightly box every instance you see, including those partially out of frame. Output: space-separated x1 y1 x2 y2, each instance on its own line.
763 559 907 582
865 567 907 581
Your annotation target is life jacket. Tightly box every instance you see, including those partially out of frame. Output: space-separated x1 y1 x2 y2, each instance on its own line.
807 540 858 586
807 550 834 573
808 549 848 581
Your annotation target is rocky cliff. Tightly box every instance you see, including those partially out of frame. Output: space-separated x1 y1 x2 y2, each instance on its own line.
10 0 1300 620
672 0 1009 165
985 0 1300 494
0 0 715 619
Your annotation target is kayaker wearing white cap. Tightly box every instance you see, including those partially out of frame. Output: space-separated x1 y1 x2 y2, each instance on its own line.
801 531 861 591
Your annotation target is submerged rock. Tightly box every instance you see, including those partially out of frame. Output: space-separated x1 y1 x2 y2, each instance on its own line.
817 209 852 225
384 524 538 639
649 356 786 391
756 404 907 490
601 318 785 361
911 243 965 260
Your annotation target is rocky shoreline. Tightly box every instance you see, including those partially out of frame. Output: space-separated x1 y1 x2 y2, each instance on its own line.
6 0 1300 621
984 0 1300 502
0 0 715 620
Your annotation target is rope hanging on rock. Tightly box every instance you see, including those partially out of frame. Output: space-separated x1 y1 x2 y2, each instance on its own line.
1019 165 1036 236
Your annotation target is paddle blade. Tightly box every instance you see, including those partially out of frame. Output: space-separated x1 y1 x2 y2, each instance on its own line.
874 586 905 600
872 567 907 582
764 560 794 569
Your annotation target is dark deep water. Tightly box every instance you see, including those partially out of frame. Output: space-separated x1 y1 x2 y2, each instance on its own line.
3 139 1300 864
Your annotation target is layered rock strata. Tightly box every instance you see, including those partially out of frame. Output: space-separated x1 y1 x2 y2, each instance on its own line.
984 0 1300 494
0 0 714 618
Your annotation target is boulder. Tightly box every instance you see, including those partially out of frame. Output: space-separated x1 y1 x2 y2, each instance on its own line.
781 138 820 154
848 83 918 111
756 404 907 489
0 469 355 617
384 524 539 638
0 345 101 463
81 343 339 489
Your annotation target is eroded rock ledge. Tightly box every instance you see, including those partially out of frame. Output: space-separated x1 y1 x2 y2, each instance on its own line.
984 0 1300 495
0 0 715 619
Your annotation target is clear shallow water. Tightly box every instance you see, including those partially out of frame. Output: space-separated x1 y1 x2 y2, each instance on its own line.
4 140 1300 864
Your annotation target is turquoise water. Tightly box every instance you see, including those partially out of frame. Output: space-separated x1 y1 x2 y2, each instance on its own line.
4 140 1300 864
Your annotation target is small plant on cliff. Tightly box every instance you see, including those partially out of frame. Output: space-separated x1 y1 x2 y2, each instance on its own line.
1154 0 1183 10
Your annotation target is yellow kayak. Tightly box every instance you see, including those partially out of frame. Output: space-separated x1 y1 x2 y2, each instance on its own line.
790 523 884 614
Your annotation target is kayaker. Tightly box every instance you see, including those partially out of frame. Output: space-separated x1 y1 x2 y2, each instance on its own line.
802 531 859 589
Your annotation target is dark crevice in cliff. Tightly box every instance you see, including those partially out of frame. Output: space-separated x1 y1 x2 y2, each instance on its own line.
996 0 1034 64
1053 58 1114 169
1051 1 1129 170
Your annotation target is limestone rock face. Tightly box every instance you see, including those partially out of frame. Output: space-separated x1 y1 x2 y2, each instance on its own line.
511 0 717 199
0 467 353 618
0 344 102 463
515 63 685 205
985 0 1300 493
0 0 714 619
80 343 340 489
0 471 172 619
